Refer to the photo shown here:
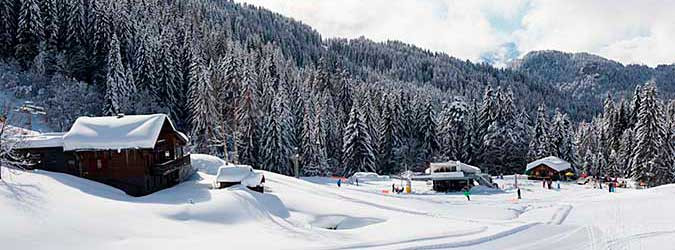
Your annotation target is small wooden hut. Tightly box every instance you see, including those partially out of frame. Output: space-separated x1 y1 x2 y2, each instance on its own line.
525 156 575 181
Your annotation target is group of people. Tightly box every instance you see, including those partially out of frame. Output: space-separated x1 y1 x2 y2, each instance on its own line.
588 176 623 192
391 184 405 194
542 179 560 190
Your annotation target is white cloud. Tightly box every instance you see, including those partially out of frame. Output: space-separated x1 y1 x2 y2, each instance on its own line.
236 0 675 66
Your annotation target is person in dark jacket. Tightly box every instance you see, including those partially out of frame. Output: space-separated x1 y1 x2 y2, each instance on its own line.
337 179 342 187
392 183 395 193
517 188 522 199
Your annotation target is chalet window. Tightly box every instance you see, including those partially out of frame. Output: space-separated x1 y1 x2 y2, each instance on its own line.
97 159 102 169
164 150 170 158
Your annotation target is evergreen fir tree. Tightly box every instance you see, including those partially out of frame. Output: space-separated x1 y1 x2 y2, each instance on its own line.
260 91 293 175
236 57 260 167
188 59 219 154
301 94 329 176
342 104 376 176
103 34 132 115
528 104 554 161
631 84 668 186
377 97 402 175
416 100 439 163
15 0 44 65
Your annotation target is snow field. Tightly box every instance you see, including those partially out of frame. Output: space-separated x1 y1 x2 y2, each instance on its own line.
3 155 675 249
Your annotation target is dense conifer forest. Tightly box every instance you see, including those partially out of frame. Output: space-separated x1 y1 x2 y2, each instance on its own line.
1 0 674 186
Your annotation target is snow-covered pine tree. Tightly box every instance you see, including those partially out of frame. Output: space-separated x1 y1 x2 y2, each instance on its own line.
551 110 576 163
618 128 635 177
334 63 353 127
342 104 376 176
473 86 497 163
301 94 329 176
377 96 402 175
132 33 157 91
528 104 554 161
481 89 529 174
629 85 642 129
155 31 179 119
398 92 418 171
438 100 468 162
319 87 342 173
630 83 668 186
260 90 293 175
103 34 132 116
174 29 194 131
236 56 260 167
416 99 439 164
15 0 44 65
188 58 219 154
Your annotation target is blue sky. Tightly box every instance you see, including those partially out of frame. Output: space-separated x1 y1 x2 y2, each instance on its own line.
238 0 675 67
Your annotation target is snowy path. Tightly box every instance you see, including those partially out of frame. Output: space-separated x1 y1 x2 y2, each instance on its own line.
3 155 675 249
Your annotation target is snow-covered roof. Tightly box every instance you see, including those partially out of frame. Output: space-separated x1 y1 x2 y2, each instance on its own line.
215 165 254 183
526 156 572 172
63 114 186 151
428 161 481 174
14 132 65 149
242 172 264 187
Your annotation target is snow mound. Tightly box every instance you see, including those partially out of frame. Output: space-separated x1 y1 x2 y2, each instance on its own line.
191 154 227 175
348 172 389 183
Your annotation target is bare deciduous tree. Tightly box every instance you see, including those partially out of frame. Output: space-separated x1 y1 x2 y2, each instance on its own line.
0 102 27 180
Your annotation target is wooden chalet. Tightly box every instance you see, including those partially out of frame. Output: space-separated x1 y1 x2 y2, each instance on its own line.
16 114 194 196
525 156 575 181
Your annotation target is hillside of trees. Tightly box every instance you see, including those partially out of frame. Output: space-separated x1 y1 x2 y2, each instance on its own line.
1 0 674 186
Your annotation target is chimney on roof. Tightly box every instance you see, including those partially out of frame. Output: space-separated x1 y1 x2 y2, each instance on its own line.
117 113 125 118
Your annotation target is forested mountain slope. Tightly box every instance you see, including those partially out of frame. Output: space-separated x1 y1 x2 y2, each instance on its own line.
512 50 675 119
1 0 674 182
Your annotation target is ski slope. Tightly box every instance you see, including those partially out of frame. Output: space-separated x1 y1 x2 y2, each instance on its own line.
2 154 675 249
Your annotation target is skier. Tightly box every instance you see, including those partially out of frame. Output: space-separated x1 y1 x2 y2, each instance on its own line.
392 183 395 193
337 178 342 188
543 180 546 188
517 188 522 199
462 186 471 201
556 180 560 190
356 178 359 186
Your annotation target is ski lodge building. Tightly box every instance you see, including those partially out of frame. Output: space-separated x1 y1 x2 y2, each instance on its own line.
421 161 495 192
15 114 194 196
525 156 575 181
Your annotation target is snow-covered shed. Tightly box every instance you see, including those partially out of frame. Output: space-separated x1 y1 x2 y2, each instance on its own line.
13 133 74 174
214 165 264 193
525 156 575 180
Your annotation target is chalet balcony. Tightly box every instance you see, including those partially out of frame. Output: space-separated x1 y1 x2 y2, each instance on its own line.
151 155 191 176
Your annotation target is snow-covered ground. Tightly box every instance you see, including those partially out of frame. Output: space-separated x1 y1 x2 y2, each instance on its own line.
2 154 674 249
